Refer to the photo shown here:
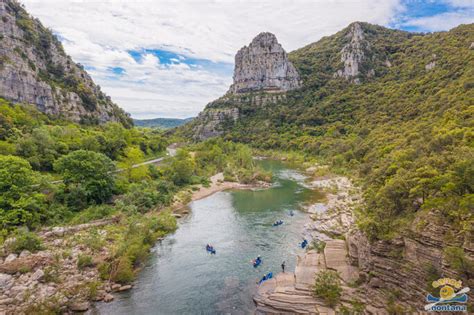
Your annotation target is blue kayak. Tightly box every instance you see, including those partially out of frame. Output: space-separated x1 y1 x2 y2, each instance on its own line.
253 258 262 267
206 245 216 254
258 272 273 285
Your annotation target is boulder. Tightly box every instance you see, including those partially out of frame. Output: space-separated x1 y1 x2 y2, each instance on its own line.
118 285 132 291
103 293 114 302
4 254 17 264
69 301 89 312
19 251 31 258
111 283 121 291
0 274 13 289
0 297 14 305
368 277 383 288
31 269 44 281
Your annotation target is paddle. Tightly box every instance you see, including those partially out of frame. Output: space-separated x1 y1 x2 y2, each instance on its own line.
424 287 470 311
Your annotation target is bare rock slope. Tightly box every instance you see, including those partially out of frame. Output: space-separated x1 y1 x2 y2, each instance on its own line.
0 0 131 125
229 32 301 93
188 32 301 140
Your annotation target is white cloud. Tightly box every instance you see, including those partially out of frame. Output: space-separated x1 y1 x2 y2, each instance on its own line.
19 0 409 118
402 11 473 32
446 0 474 8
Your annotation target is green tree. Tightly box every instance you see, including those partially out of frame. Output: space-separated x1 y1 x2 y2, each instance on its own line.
167 150 195 186
118 146 149 182
0 155 46 229
54 150 115 206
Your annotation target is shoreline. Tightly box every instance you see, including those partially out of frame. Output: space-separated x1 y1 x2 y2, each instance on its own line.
0 172 272 314
190 173 270 202
254 170 361 314
172 172 271 215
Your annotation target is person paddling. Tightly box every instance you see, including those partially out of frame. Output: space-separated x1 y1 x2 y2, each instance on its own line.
281 261 285 273
253 255 262 267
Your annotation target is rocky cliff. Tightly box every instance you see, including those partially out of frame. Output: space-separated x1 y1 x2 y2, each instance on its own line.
229 32 301 93
334 22 373 83
0 0 131 126
185 32 300 140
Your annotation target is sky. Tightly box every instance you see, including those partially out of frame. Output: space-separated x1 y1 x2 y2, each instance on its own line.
21 0 474 119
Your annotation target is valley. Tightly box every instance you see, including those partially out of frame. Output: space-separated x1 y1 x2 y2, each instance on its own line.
0 0 472 314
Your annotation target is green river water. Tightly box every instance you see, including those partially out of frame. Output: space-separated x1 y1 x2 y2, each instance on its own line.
96 160 323 314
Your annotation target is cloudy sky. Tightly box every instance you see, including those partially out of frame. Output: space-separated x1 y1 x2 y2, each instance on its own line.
21 0 474 119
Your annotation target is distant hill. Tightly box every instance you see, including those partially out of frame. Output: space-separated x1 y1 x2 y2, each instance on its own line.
133 117 194 129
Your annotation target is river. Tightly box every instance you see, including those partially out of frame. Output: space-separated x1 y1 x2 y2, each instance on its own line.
96 160 323 315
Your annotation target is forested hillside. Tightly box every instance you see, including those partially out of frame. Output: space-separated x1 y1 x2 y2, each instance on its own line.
188 23 473 242
0 96 267 231
134 117 194 129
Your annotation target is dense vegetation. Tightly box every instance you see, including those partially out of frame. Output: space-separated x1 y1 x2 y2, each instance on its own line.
187 23 473 243
0 97 265 235
134 117 194 129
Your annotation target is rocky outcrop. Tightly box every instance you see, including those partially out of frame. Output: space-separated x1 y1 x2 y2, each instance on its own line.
0 0 131 125
229 32 301 94
332 22 405 84
301 172 474 313
254 242 359 314
192 107 239 140
188 32 301 140
334 22 372 83
346 212 474 311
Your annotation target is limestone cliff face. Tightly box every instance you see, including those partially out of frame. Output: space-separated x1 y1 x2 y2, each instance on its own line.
229 32 301 94
346 212 474 311
189 32 301 140
333 22 404 84
335 23 368 82
0 0 131 126
192 107 239 141
334 22 373 83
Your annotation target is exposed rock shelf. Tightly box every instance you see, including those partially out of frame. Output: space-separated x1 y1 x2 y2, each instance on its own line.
254 240 358 314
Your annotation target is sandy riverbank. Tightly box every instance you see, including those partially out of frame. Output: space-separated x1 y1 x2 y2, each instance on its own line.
192 173 270 201
172 173 271 215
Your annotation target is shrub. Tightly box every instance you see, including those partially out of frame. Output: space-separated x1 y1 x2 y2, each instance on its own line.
0 155 46 229
85 281 101 300
98 262 111 280
152 211 177 233
124 241 150 267
111 257 134 284
444 246 474 278
310 240 326 253
69 205 115 225
43 266 60 283
313 270 342 307
7 229 42 254
77 254 94 270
